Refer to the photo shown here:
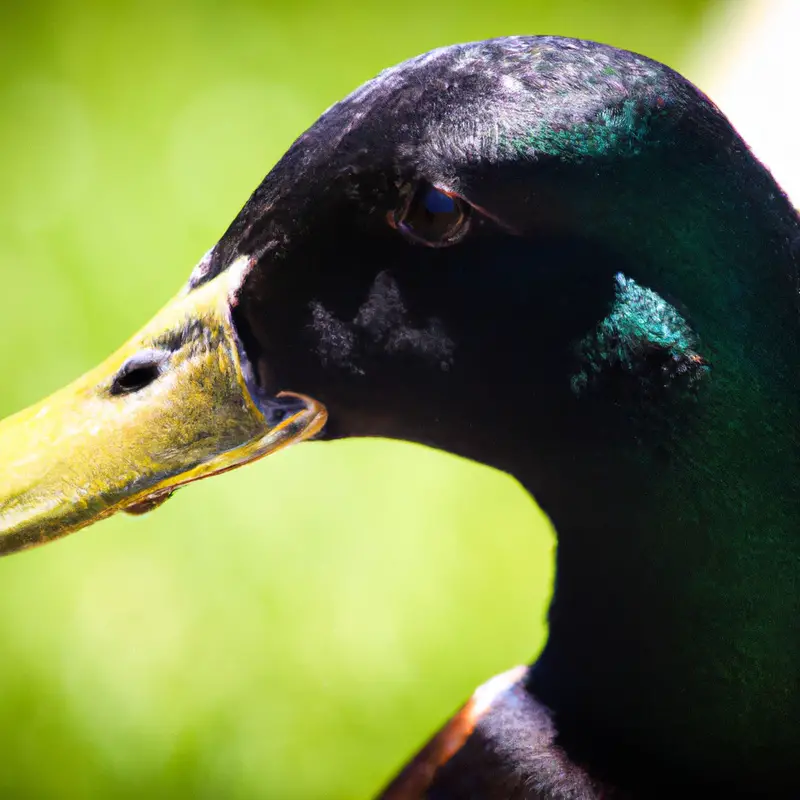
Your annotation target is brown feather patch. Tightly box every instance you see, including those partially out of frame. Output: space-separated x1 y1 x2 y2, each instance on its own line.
376 666 527 799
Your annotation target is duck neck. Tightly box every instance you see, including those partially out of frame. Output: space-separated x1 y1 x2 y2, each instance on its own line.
520 177 800 791
526 417 799 790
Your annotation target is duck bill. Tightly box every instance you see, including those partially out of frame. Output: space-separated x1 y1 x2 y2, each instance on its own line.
0 261 327 556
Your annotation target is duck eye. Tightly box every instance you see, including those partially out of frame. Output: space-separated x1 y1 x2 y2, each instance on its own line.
393 183 470 246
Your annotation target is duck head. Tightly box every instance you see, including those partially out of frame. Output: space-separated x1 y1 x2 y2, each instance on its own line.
1 36 798 791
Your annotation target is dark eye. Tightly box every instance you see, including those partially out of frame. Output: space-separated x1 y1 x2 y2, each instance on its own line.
393 183 470 246
110 350 169 395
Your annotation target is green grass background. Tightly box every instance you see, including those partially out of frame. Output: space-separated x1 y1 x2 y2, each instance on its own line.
0 2 715 796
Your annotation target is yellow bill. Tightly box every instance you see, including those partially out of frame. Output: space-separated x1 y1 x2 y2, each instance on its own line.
0 260 327 556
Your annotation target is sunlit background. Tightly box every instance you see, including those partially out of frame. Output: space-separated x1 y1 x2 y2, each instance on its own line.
0 1 796 797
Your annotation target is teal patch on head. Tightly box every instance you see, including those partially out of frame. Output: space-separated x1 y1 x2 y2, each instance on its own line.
507 98 668 162
572 273 709 394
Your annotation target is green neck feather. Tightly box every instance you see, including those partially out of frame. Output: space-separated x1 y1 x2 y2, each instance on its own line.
526 114 800 790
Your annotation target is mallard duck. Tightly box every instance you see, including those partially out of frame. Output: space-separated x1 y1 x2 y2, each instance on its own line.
0 35 798 798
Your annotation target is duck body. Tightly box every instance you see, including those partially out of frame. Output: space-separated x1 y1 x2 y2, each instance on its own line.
0 36 798 798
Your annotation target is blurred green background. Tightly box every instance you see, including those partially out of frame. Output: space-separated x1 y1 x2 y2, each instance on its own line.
0 1 729 797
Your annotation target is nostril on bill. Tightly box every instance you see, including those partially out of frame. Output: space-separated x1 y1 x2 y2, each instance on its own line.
110 349 170 395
